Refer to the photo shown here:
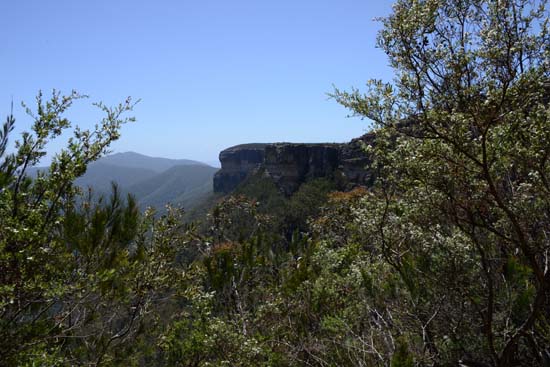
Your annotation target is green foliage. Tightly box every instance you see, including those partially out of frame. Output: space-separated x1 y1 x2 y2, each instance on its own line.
330 0 550 365
391 338 414 367
234 170 288 214
285 178 336 235
234 173 336 238
0 91 192 365
4 1 550 365
162 0 550 365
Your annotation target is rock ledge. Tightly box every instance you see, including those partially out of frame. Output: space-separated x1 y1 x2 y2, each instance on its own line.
213 134 376 195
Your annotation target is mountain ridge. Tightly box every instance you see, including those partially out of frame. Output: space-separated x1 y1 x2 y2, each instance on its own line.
99 151 208 172
28 151 218 212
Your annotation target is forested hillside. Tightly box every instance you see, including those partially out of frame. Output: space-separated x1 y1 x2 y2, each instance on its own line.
1 1 549 366
126 164 217 211
29 152 218 212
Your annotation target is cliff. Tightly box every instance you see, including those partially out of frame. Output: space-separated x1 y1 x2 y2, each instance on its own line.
212 144 267 194
213 133 376 196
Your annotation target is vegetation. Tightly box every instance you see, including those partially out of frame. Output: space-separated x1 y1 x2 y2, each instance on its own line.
233 172 336 239
1 0 549 365
29 152 217 212
331 0 550 364
0 92 188 365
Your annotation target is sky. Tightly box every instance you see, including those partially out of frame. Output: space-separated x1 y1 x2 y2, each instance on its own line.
1 0 394 166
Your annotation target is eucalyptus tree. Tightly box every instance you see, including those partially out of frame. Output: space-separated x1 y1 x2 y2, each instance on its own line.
0 92 190 366
332 0 550 365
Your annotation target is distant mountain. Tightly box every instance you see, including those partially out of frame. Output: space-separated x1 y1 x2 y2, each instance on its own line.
28 152 218 213
74 162 158 194
126 165 218 210
99 152 208 173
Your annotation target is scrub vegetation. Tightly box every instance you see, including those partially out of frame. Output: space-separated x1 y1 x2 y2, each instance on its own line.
1 0 549 365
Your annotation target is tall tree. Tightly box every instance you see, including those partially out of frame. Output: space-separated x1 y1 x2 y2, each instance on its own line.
332 0 550 365
0 92 190 365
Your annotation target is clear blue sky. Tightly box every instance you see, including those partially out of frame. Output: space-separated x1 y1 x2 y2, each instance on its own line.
1 0 394 166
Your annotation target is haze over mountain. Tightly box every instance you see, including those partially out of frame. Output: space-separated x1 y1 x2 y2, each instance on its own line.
98 152 208 172
30 152 218 212
126 164 217 211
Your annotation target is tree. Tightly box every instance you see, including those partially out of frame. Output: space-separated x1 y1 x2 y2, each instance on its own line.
0 91 191 365
331 0 550 365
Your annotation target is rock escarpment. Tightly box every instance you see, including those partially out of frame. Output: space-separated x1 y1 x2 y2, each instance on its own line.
213 133 376 195
212 144 267 194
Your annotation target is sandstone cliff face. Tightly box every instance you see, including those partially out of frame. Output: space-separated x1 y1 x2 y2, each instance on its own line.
212 144 267 193
213 134 376 195
339 132 376 189
263 144 341 195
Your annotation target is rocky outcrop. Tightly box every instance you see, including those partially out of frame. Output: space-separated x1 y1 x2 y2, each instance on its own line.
212 144 267 194
213 133 377 196
263 144 341 195
339 132 376 189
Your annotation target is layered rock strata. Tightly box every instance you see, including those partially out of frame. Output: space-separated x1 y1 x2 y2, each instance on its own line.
213 133 376 196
